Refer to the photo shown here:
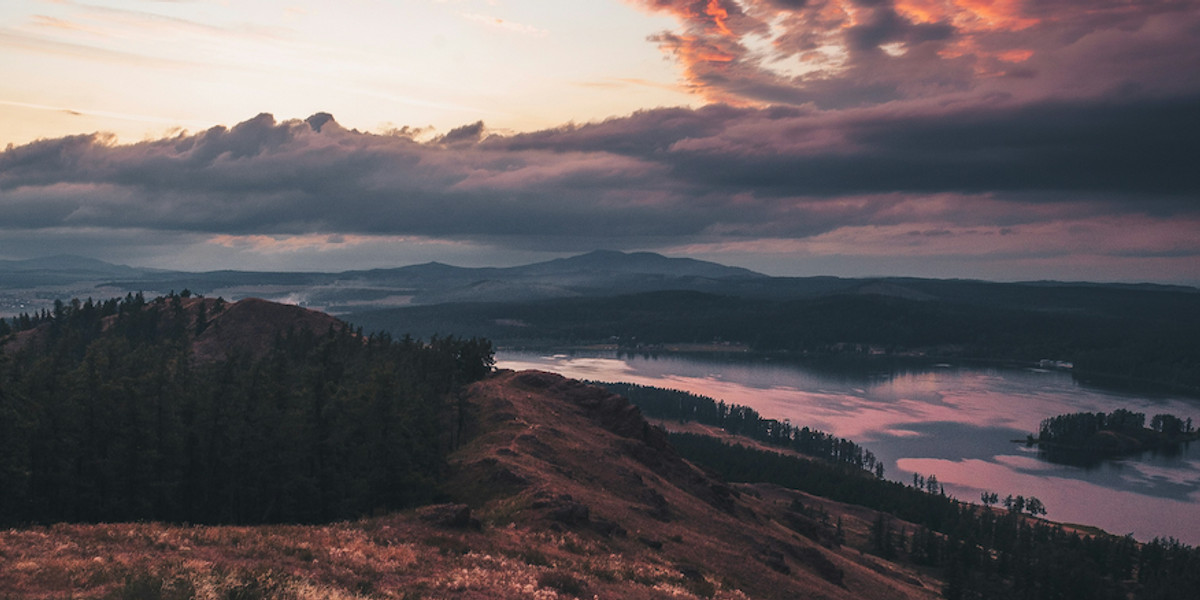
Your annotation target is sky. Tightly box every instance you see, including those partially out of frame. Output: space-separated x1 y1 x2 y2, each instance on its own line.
1 0 1198 284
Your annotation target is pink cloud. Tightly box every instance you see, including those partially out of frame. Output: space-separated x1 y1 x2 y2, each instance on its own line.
629 0 1200 109
2 88 1197 282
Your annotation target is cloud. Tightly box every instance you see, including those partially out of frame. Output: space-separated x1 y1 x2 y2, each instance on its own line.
436 120 488 145
628 0 1200 109
1 93 1197 255
493 94 1200 200
3 0 1200 281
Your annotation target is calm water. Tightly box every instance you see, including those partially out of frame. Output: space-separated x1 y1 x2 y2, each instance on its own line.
497 350 1200 544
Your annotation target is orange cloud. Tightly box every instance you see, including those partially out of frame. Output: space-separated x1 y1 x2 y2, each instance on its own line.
997 48 1033 63
698 50 735 62
705 0 734 37
953 0 1039 32
649 31 746 102
895 0 1039 32
630 0 1095 105
895 0 951 25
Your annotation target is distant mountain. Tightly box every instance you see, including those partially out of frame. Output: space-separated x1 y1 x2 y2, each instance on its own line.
4 251 1197 325
511 249 765 279
347 250 763 280
3 251 773 314
0 255 148 288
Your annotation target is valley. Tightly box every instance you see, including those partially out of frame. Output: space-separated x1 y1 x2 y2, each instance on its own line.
498 350 1200 546
3 253 1200 598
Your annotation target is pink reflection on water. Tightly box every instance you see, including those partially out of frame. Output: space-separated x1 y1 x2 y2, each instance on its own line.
499 356 638 380
1122 460 1200 487
498 352 1200 441
498 351 1200 544
500 354 965 439
879 370 1102 433
898 456 1200 542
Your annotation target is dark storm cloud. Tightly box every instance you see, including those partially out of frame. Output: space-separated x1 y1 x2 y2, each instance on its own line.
493 104 772 155
764 0 808 9
490 95 1200 199
842 3 954 53
717 99 1198 199
6 0 1200 246
1 90 1197 253
437 121 487 145
0 113 698 242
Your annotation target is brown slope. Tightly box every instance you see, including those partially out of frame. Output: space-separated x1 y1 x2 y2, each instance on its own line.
0 369 942 599
190 297 347 362
437 370 942 600
0 296 346 363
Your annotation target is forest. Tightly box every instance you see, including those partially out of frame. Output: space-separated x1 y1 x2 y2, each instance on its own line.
5 292 1200 599
0 293 494 525
609 381 1200 598
671 433 1200 600
1033 408 1198 464
350 286 1200 396
601 381 884 477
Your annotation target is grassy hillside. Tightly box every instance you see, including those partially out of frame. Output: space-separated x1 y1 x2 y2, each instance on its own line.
4 297 1198 599
1 369 945 600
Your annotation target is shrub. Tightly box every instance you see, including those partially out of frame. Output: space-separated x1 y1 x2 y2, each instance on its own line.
536 569 587 597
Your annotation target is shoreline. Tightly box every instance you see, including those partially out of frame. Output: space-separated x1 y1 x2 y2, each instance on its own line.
496 343 1200 400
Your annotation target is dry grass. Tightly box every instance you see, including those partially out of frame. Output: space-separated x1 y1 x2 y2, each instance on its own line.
0 517 754 600
0 521 416 599
1 370 942 600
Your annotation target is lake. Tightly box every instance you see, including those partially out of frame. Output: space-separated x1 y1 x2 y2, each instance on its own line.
497 350 1200 545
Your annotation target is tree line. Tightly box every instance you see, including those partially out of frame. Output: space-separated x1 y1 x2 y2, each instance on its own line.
1039 409 1196 444
670 432 1200 600
1034 408 1198 465
0 293 494 525
350 282 1200 391
352 286 1200 395
602 381 883 477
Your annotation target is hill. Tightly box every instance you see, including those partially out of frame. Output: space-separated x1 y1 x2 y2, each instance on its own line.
1 294 344 363
0 255 146 281
0 368 941 600
6 253 1199 396
0 293 493 525
3 298 1198 599
0 250 767 317
0 295 939 598
348 284 1200 395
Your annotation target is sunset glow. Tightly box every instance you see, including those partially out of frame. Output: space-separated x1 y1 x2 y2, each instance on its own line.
1 0 1197 283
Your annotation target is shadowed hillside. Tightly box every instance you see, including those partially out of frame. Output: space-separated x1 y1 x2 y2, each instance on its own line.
0 368 943 600
0 293 493 525
3 298 1198 599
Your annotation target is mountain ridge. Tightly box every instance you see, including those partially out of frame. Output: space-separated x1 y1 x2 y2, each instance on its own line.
4 297 1198 599
5 250 1193 321
8 250 1197 292
0 295 939 599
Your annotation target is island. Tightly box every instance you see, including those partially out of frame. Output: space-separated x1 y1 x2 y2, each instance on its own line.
1028 408 1198 465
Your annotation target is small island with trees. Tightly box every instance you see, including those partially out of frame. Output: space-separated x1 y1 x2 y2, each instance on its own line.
1027 408 1198 465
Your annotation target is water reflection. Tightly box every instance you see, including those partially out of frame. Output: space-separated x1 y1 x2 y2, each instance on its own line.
498 349 1200 544
1036 441 1194 469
